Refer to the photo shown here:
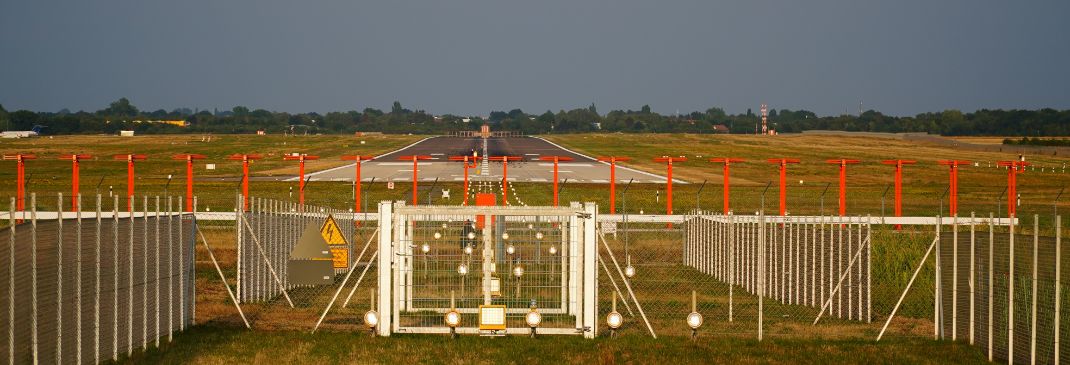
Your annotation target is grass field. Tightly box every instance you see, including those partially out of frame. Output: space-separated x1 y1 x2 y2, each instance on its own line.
3 133 1069 223
2 133 1061 363
116 325 987 364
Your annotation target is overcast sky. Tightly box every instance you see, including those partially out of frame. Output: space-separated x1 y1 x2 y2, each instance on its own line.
2 1 1068 117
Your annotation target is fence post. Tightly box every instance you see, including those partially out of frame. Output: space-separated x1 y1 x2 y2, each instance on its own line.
141 196 148 351
30 194 37 364
729 213 734 322
969 212 975 345
191 195 197 326
1009 215 1015 363
867 215 872 323
94 194 101 364
1031 215 1038 364
8 198 15 365
167 197 173 342
952 214 958 341
935 215 941 340
759 211 764 341
1056 215 1062 365
76 194 82 365
112 195 118 362
56 193 63 365
127 194 133 357
988 212 994 361
154 196 161 348
236 194 242 304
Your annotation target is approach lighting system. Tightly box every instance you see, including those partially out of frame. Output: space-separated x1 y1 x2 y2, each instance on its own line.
526 303 542 338
607 295 623 336
445 291 461 338
687 291 703 340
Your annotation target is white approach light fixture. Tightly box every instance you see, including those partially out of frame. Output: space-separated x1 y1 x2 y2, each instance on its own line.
687 290 703 340
421 243 430 254
526 301 542 338
434 232 442 239
624 256 636 278
513 265 524 278
457 263 469 276
506 244 515 255
445 291 461 338
464 245 473 255
607 295 623 337
535 232 544 240
502 232 510 240
467 232 476 240
548 245 557 255
364 289 379 335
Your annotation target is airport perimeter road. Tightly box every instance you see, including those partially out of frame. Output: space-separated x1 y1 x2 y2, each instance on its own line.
302 136 679 184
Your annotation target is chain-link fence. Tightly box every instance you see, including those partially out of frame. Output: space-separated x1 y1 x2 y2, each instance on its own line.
0 193 195 364
234 196 379 332
600 214 874 340
932 214 1070 364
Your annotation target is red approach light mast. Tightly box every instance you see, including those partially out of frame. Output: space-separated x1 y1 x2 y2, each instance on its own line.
597 156 631 214
449 155 480 205
3 153 37 212
284 154 319 206
227 154 262 210
113 154 148 212
173 154 206 212
766 158 800 216
709 158 745 214
880 160 916 229
540 156 574 207
998 160 1029 218
489 156 523 205
825 159 860 216
398 155 433 205
59 154 93 211
654 156 687 216
938 160 971 217
342 155 376 214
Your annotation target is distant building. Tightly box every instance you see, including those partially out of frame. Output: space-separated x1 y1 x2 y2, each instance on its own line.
712 124 730 134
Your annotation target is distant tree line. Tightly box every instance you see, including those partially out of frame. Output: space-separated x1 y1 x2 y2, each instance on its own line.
1003 137 1070 147
2 98 1070 136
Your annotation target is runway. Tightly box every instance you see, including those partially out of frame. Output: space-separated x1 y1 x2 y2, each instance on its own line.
301 136 680 184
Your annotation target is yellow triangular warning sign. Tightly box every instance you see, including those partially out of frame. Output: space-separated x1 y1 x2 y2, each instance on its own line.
320 214 349 246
